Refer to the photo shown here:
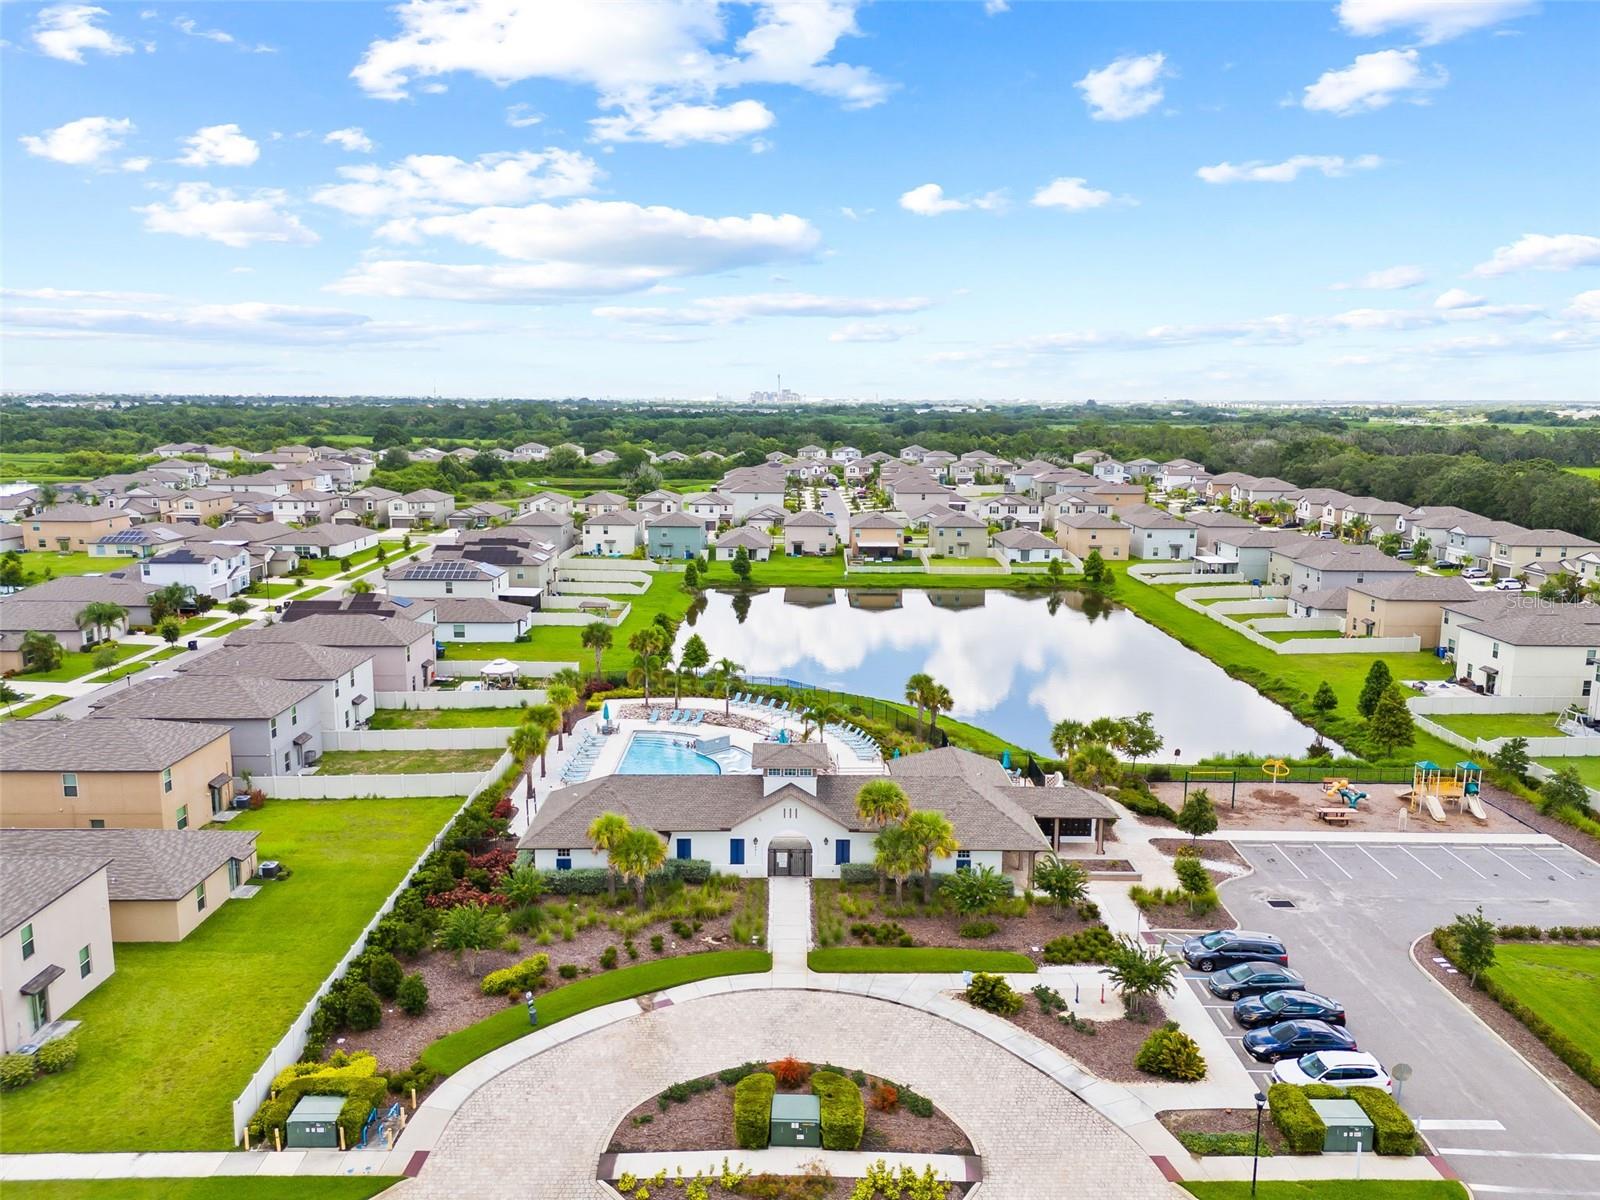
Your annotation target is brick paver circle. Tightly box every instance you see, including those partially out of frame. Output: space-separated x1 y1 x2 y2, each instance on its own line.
393 989 1182 1200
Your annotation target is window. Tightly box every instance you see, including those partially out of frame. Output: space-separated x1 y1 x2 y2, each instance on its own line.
729 838 745 866
1059 818 1094 838
79 945 92 979
555 849 573 871
270 716 278 737
834 839 851 865
21 924 34 960
453 624 466 639
290 705 298 725
162 767 173 794
176 804 188 830
1492 643 1500 659
676 838 692 860
62 772 79 798
955 850 972 872
89 819 106 829
444 581 454 594
196 881 207 911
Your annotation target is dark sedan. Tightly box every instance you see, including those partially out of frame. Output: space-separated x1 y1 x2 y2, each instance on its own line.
1205 961 1305 1001
1233 989 1347 1029
1242 1019 1359 1063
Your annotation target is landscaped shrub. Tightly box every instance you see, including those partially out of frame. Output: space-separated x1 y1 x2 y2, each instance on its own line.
959 919 999 939
734 1072 777 1149
1176 1131 1273 1157
650 934 666 953
1114 782 1178 822
600 945 619 970
1042 925 1117 964
250 1052 389 1147
397 973 429 1016
1134 1022 1207 1081
718 1061 767 1086
540 868 612 896
1268 1083 1326 1154
481 953 551 996
850 921 913 947
1032 984 1068 1013
367 951 404 1000
34 1037 79 1074
964 972 1023 1015
897 1084 934 1118
658 1075 717 1109
869 1082 899 1111
1348 1086 1418 1155
0 1054 35 1090
557 962 579 979
838 863 879 886
812 1071 865 1151
769 1056 811 1088
343 982 383 1031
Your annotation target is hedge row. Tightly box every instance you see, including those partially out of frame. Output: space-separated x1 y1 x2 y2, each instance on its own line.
835 863 1014 895
1269 1082 1418 1155
1267 1083 1325 1154
538 858 713 895
1347 1086 1419 1155
1433 928 1600 1091
734 1072 776 1150
812 1070 865 1151
249 1053 388 1146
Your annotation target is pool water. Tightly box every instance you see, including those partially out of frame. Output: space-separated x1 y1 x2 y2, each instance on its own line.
618 733 722 775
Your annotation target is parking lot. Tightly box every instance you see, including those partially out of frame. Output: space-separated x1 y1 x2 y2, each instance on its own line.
1166 839 1600 1198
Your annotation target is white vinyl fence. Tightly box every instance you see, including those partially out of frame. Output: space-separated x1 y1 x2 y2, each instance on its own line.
375 686 557 704
257 771 492 799
229 748 511 1144
323 728 512 751
1408 694 1600 759
1173 584 1420 656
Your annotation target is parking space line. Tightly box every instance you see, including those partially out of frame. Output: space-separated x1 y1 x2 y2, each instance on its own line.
1438 1148 1600 1161
1267 844 1309 879
1399 846 1442 879
1418 1119 1505 1131
1211 1010 1232 1033
1520 848 1577 880
1438 846 1486 879
1316 845 1353 879
1483 847 1531 879
1358 846 1397 878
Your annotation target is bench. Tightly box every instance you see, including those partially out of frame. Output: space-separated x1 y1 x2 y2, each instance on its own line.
1316 807 1354 826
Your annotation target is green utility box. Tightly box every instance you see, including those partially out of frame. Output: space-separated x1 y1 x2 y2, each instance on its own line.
770 1093 822 1148
1309 1098 1375 1153
285 1094 346 1149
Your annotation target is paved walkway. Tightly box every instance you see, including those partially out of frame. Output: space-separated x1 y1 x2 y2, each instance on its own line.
766 876 811 973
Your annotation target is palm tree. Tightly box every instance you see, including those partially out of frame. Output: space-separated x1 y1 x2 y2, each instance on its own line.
19 630 63 674
708 657 743 715
855 780 911 895
904 671 934 732
75 601 126 645
874 824 920 903
903 810 960 904
612 826 667 910
1344 514 1371 544
545 682 578 747
581 621 613 680
925 682 954 738
550 666 585 700
348 579 375 596
507 722 546 790
523 704 561 776
148 582 192 624
799 700 845 743
1086 715 1126 750
1049 718 1088 759
586 812 632 902
1068 743 1121 789
1102 934 1180 1018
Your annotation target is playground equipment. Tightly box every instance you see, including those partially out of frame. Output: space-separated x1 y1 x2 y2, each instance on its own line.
1183 767 1238 808
1454 761 1488 822
1399 760 1447 824
1322 777 1368 809
1262 759 1290 784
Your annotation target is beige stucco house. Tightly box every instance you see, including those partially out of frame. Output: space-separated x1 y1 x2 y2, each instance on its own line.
23 505 133 552
1 848 114 1051
1343 576 1480 647
1054 512 1130 561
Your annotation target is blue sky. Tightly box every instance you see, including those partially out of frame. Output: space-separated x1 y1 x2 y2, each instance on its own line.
3 0 1597 403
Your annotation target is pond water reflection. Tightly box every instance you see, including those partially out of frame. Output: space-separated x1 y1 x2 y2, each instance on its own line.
677 588 1324 758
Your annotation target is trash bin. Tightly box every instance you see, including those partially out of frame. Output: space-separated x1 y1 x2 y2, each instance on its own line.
186 640 199 651
1309 1098 1375 1153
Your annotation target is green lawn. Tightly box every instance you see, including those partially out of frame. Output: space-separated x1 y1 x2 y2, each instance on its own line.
3 1182 398 1200
97 645 183 681
12 551 131 583
1537 757 1600 789
1182 1185 1467 1200
421 950 772 1075
288 584 331 599
1486 942 1600 1061
1260 629 1343 642
201 618 256 637
1435 712 1566 739
806 947 1037 973
13 641 144 682
0 795 462 1153
369 706 531 729
315 748 503 775
296 544 397 578
0 693 69 721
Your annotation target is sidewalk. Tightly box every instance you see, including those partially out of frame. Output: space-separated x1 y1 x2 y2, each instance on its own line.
766 877 811 973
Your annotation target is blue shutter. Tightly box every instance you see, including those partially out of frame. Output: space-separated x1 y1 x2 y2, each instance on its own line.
729 838 745 866
835 839 850 865
676 838 692 860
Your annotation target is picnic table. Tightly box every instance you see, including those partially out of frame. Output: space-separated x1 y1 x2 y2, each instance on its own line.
1316 807 1354 826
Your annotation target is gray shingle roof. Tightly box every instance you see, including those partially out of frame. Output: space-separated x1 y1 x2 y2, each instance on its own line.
178 643 371 682
750 742 833 771
0 599 93 634
1 850 110 935
0 717 227 773
785 511 835 528
716 526 773 548
431 598 533 624
90 675 321 721
228 612 433 648
1344 576 1481 602
993 528 1057 550
1461 613 1600 647
0 827 258 903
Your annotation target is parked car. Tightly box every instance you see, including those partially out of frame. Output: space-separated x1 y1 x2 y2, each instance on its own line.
1461 566 1489 579
1206 961 1305 1001
1243 1020 1359 1063
1494 578 1524 591
1318 530 1336 539
1271 1050 1392 1091
1182 930 1289 972
1396 549 1416 559
1233 989 1347 1029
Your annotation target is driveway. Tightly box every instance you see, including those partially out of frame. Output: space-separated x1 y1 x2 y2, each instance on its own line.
1198 839 1600 1198
818 487 852 541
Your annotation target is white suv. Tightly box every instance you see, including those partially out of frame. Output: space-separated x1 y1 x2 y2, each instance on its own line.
1271 1050 1392 1092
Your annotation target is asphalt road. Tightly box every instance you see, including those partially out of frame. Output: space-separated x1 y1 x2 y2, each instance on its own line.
817 487 852 541
1190 840 1600 1198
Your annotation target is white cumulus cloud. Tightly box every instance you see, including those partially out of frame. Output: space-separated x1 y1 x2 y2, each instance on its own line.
32 4 131 63
590 99 775 146
829 321 915 342
138 183 318 248
1302 49 1448 116
1030 177 1115 211
323 127 376 153
19 116 133 167
899 183 1006 216
176 123 260 167
313 149 600 219
1472 233 1600 277
1434 288 1485 309
1331 264 1428 290
1337 0 1535 44
505 104 543 128
1197 154 1382 184
1074 52 1169 121
1564 291 1600 321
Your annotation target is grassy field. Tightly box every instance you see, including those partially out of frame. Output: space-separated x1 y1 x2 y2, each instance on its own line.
3 1182 399 1200
0 694 69 721
1434 711 1566 739
11 551 133 584
806 947 1037 973
97 645 182 682
295 544 401 578
1537 757 1600 788
13 641 144 682
1487 942 1600 1060
315 748 502 775
369 706 531 729
1182 1185 1468 1200
0 795 462 1153
200 618 256 638
420 950 772 1075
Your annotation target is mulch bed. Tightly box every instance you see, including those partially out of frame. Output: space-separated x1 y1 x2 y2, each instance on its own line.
607 1068 973 1156
1137 896 1236 933
1149 838 1250 871
1158 1107 1288 1155
1073 858 1136 872
1001 992 1169 1083
1413 937 1600 1126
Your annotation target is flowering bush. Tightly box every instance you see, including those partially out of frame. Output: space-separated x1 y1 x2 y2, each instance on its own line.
423 883 507 909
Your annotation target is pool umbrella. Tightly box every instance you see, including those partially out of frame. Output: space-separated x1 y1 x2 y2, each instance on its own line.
777 728 788 743
891 747 900 758
602 702 610 722
1001 750 1011 769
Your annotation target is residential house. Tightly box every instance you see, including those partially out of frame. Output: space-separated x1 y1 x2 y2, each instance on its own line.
228 613 436 691
655 451 689 466
1054 512 1130 562
505 510 575 553
1086 483 1147 512
167 488 235 526
581 510 646 556
926 509 990 559
783 510 837 556
832 446 862 463
647 512 709 561
1120 504 1197 561
0 718 234 830
1124 458 1160 481
180 643 376 734
447 501 514 530
1180 510 1259 555
1287 545 1418 595
976 493 1044 530
575 491 629 519
1335 497 1411 541
429 598 535 643
848 513 908 561
518 491 574 516
1071 450 1109 466
717 471 787 519
1444 516 1522 569
384 559 508 600
1288 488 1356 531
634 490 682 516
898 444 931 463
1454 609 1600 700
0 828 258 944
1209 528 1307 581
742 504 790 528
512 442 550 461
1491 529 1600 581
682 492 735 532
272 491 340 526
260 524 380 560
90 524 189 559
1043 490 1113 530
1400 506 1480 561
1 846 113 1050
23 505 132 552
796 444 827 460
1204 472 1257 502
1343 576 1480 647
138 544 251 601
0 598 126 674
1006 459 1058 494
588 449 620 467
553 443 585 459
1289 588 1349 621
389 489 455 529
338 486 401 525
432 535 555 600
992 528 1062 565
1156 459 1207 491
1091 459 1128 483
715 526 773 562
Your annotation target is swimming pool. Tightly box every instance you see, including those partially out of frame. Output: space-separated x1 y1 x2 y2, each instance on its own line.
617 733 722 775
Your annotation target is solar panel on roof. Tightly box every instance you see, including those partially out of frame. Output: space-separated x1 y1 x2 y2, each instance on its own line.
101 529 152 543
395 560 499 580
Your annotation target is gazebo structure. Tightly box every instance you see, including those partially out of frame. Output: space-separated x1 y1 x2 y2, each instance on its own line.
479 658 522 690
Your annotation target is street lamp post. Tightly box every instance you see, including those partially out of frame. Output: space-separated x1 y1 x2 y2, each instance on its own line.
1251 1090 1267 1196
